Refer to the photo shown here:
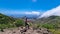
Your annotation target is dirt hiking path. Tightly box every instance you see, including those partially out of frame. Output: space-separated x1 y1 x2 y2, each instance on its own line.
0 27 52 34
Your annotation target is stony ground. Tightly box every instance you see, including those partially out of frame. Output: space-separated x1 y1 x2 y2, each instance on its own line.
0 27 52 34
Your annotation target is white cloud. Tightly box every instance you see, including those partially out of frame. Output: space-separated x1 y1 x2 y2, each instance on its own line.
25 11 40 15
39 5 60 18
32 0 37 2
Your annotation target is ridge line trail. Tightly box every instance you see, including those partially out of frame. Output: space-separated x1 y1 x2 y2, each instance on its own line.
0 27 52 34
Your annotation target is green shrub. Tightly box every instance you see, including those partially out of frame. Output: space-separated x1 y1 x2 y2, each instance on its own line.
0 24 7 29
42 23 55 29
6 23 15 28
36 24 41 28
15 19 24 27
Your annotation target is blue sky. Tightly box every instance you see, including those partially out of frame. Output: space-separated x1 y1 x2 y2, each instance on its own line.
0 0 60 17
0 0 60 10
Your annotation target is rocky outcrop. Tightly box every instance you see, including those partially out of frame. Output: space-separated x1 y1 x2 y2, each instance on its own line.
0 27 52 34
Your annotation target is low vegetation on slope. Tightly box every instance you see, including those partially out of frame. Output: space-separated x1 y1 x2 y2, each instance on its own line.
33 16 60 34
0 13 24 30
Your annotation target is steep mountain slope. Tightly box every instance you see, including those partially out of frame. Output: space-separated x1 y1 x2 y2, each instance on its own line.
33 16 60 30
0 13 15 24
31 16 60 34
35 16 60 24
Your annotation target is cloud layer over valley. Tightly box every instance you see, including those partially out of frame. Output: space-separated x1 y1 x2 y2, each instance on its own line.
39 5 60 18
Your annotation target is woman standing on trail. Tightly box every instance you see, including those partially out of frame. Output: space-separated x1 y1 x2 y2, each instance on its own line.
24 16 29 29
